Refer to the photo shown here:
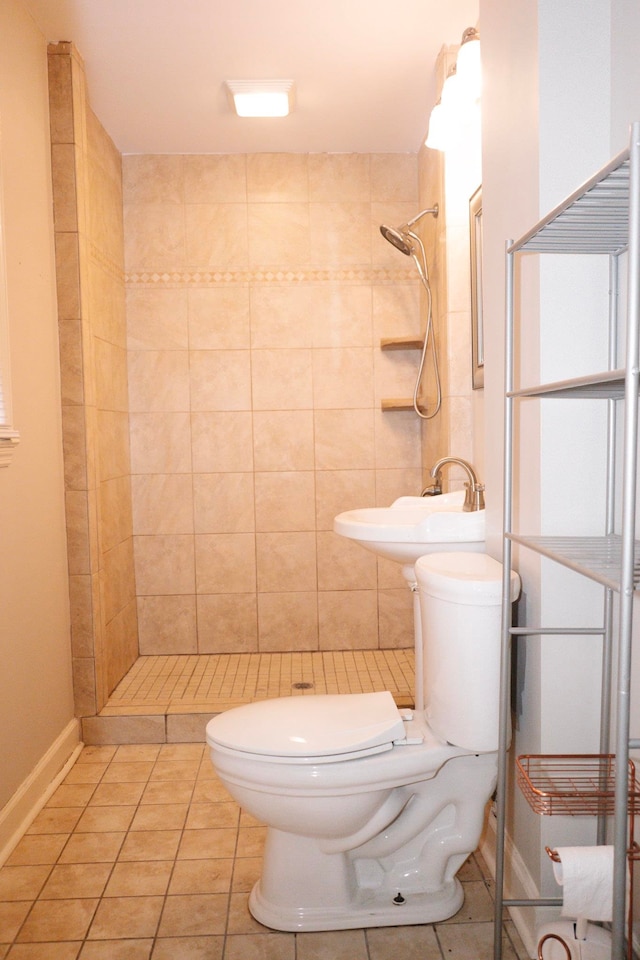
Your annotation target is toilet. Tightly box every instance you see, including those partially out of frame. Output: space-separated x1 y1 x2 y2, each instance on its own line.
206 552 520 932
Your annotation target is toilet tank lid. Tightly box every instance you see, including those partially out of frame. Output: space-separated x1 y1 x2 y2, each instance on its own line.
415 551 521 604
206 691 406 759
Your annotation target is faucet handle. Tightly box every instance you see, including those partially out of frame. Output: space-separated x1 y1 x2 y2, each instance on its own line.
463 482 485 512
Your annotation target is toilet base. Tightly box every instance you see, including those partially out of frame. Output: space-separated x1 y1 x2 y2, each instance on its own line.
249 875 464 932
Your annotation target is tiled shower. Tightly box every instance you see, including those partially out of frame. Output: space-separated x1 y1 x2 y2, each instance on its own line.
50 42 459 736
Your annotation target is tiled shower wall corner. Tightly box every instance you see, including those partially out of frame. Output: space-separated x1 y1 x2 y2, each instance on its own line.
124 153 426 656
49 43 138 715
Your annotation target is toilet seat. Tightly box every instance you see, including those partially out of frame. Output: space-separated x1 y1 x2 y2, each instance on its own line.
207 691 407 764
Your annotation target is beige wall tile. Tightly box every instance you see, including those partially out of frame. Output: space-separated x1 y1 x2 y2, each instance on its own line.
69 574 95 657
124 203 186 271
256 532 317 592
62 404 88 490
308 154 370 202
374 467 423 505
58 319 84 405
55 232 81 319
95 339 129 411
372 284 421 341
249 286 313 349
132 474 194 535
130 412 192 474
126 288 189 350
104 599 138 694
251 348 312 410
48 48 74 143
257 593 318 652
371 154 420 201
97 410 132 481
72 657 98 716
137 596 197 655
128 350 190 412
252 411 314 471
314 409 375 470
313 347 374 408
316 531 377 591
195 533 256 594
309 202 372 265
65 490 91 575
188 288 251 349
196 595 258 653
100 476 134 551
183 154 247 203
103 538 136 622
374 410 421 468
193 473 255 533
190 350 252 411
378 588 414 649
248 203 310 266
247 153 308 202
123 155 184 204
310 286 373 349
185 204 249 267
134 535 196 595
314 469 376 530
51 142 78 231
191 412 253 473
254 472 316 532
317 591 378 650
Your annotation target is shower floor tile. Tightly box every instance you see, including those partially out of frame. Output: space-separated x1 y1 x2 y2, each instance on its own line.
102 649 415 716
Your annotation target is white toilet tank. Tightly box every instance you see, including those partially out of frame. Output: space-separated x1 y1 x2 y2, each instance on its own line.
414 552 520 753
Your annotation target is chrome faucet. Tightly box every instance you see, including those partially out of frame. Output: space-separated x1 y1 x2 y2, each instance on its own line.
423 457 485 512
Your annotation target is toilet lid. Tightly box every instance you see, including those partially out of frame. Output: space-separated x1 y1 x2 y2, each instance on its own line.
206 691 406 761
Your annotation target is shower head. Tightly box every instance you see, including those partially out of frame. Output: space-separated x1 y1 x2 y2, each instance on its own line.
379 224 414 256
379 205 439 256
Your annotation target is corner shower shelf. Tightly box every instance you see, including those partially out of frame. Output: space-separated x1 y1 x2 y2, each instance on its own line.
380 336 424 350
380 337 424 411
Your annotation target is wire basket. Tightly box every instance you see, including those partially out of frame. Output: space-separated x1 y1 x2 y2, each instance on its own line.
516 754 640 816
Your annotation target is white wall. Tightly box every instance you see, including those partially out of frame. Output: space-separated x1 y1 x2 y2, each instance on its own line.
480 0 640 947
0 0 76 843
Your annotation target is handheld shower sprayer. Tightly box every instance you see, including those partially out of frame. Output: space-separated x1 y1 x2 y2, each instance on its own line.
379 205 442 421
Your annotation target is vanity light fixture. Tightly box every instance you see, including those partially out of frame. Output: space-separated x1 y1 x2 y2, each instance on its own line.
425 26 480 152
225 80 295 118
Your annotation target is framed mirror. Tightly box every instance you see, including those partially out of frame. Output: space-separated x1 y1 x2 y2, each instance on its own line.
469 185 484 389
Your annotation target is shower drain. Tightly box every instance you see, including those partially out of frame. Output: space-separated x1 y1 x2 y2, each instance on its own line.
291 682 314 690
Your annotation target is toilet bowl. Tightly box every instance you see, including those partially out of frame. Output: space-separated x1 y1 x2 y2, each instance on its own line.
206 551 520 932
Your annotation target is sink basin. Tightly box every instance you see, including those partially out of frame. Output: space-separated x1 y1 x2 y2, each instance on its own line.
333 490 485 564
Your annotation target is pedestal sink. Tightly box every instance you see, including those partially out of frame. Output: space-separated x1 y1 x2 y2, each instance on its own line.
334 490 486 711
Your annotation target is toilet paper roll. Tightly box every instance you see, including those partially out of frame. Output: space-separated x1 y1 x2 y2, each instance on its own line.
552 846 613 922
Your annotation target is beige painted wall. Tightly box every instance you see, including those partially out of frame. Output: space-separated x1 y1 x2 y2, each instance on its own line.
0 0 75 808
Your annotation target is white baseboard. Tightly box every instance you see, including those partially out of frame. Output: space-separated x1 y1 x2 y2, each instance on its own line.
0 718 82 866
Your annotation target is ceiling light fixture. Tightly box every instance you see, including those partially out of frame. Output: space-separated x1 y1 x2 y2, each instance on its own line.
225 80 295 118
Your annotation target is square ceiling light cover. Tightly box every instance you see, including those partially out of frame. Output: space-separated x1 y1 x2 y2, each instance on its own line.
226 80 295 118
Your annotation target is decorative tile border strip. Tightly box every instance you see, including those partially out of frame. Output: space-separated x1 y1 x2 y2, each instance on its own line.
125 266 418 287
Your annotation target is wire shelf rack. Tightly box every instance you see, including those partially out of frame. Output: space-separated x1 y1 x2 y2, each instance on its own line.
516 754 640 817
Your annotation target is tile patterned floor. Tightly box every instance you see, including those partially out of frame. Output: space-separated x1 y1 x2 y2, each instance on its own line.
103 650 416 716
0 742 528 959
